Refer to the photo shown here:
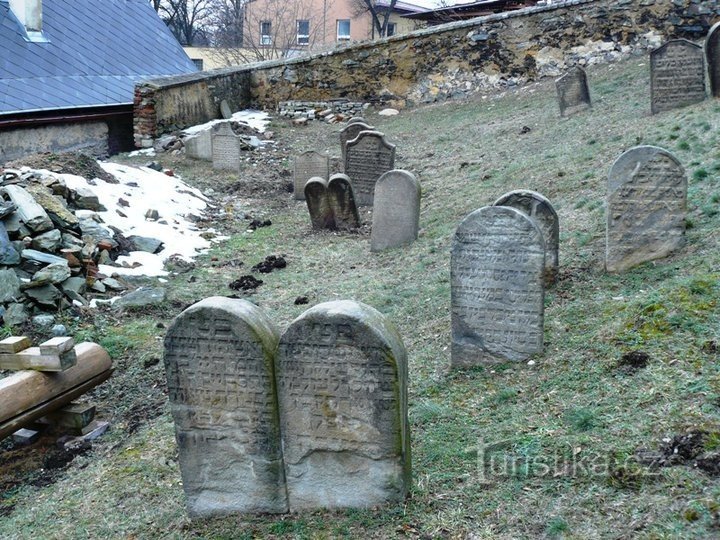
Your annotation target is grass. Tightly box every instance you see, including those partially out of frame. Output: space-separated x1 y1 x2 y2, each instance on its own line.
3 55 720 538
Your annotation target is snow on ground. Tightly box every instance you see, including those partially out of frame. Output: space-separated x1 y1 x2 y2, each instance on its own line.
182 109 271 135
38 163 221 277
127 148 156 157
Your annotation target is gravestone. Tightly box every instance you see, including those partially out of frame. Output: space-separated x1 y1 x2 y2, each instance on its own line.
211 123 241 171
327 174 360 230
347 116 366 124
555 66 591 117
276 300 411 509
220 99 233 119
606 145 687 273
451 206 545 367
371 170 421 252
304 177 335 230
493 190 559 284
185 129 212 161
344 131 396 206
339 121 374 162
706 22 720 97
650 39 706 114
163 297 286 516
293 151 330 200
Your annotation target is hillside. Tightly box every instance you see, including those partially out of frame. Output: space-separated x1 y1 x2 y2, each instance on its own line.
2 53 720 539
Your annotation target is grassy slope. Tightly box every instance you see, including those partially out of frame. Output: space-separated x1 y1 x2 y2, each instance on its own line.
3 55 720 539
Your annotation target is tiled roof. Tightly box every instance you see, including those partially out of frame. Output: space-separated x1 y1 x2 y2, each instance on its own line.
0 0 198 114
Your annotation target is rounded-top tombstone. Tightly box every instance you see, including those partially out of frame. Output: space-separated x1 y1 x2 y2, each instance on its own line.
493 189 559 284
555 66 591 117
451 206 545 367
276 300 411 510
327 173 360 230
371 169 421 252
304 177 335 230
606 145 686 273
163 297 286 516
706 22 720 97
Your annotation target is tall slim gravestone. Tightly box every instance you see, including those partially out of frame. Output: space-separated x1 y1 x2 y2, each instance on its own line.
606 146 687 273
706 22 720 97
371 170 421 252
304 177 335 230
163 297 286 516
327 174 360 230
345 131 396 206
293 151 330 200
451 206 545 367
211 123 242 171
493 190 559 284
340 121 374 163
555 66 591 117
650 39 705 114
276 300 411 509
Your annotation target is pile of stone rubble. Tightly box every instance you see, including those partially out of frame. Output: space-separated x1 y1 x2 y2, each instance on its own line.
277 100 370 124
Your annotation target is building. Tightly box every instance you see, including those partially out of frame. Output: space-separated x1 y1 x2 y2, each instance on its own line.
0 0 198 162
404 0 539 26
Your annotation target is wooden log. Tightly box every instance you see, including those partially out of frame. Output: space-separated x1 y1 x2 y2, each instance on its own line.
0 342 111 426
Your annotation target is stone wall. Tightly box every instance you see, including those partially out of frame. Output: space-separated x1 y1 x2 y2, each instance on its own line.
134 0 720 144
0 121 109 163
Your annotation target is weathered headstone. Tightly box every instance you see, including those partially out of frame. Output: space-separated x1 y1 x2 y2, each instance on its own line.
339 121 374 162
451 206 545 367
606 145 687 273
220 99 233 119
347 116 367 124
555 66 591 117
327 174 360 230
293 151 330 200
493 190 559 284
344 131 396 206
706 22 720 97
163 297 286 516
304 177 335 230
211 123 241 171
276 300 411 509
371 170 421 252
185 129 212 161
650 39 705 114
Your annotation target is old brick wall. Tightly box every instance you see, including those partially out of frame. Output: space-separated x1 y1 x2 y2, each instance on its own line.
134 0 720 144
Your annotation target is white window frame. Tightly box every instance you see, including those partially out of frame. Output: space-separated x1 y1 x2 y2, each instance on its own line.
260 21 272 46
297 19 310 45
337 19 350 41
386 22 397 37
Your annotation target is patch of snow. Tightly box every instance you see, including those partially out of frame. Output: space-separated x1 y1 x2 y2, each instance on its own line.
128 148 156 157
182 109 271 135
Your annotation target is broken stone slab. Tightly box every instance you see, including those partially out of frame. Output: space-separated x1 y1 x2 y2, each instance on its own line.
184 130 212 161
0 222 20 265
31 229 62 252
24 184 79 230
1 185 54 233
21 249 68 266
113 287 166 309
128 235 164 254
72 187 105 211
102 277 126 291
26 263 71 288
25 284 63 307
61 277 87 295
0 269 21 303
0 201 17 219
4 303 29 326
78 216 116 247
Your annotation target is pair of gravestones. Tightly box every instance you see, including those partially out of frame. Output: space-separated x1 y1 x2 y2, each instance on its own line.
304 174 360 230
164 297 410 516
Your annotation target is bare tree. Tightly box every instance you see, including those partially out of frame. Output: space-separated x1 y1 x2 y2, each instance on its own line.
210 0 245 48
155 0 213 45
353 0 398 38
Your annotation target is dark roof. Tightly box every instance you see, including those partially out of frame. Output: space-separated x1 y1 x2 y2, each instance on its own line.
0 0 198 115
405 0 538 22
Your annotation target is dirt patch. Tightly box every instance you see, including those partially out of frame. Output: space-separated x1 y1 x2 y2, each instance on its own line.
252 255 287 273
229 275 263 291
615 351 649 374
5 152 118 184
636 430 720 475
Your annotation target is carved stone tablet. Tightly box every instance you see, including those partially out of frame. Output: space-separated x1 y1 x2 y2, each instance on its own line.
276 300 411 509
493 190 559 284
163 297 286 516
340 121 374 163
293 151 330 200
606 146 687 273
344 131 396 206
211 123 241 171
371 170 421 252
327 174 360 230
555 66 591 117
650 39 705 114
304 177 335 230
706 22 720 97
451 206 545 367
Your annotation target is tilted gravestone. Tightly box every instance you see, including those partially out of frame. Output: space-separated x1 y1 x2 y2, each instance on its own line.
706 22 720 98
493 190 559 284
344 131 396 206
555 66 591 117
327 174 360 230
211 123 242 171
276 300 411 509
606 146 687 273
163 297 286 516
650 39 705 114
220 99 233 119
304 177 335 230
371 170 421 252
451 206 545 367
339 121 374 163
293 151 330 200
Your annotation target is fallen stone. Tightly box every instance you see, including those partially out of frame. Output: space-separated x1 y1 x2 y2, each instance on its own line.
102 277 126 291
0 269 21 302
24 184 79 230
145 209 160 220
29 262 71 286
25 284 62 307
0 201 17 218
113 287 166 309
128 235 164 254
21 249 68 266
72 187 105 211
4 302 29 326
0 222 20 265
32 314 55 327
78 217 116 247
51 324 68 336
61 276 87 295
12 428 40 445
1 185 54 232
31 229 62 252
90 280 106 293
378 108 400 116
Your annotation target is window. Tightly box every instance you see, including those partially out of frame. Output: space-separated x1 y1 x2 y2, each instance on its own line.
260 21 272 45
337 19 350 41
297 20 310 45
386 23 397 37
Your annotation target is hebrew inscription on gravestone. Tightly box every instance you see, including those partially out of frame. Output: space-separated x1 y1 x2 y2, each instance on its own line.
276 300 411 509
451 206 545 367
293 151 330 200
371 170 421 252
606 145 687 273
163 297 286 516
344 131 396 206
650 39 705 114
211 123 241 171
555 66 591 117
705 22 720 97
